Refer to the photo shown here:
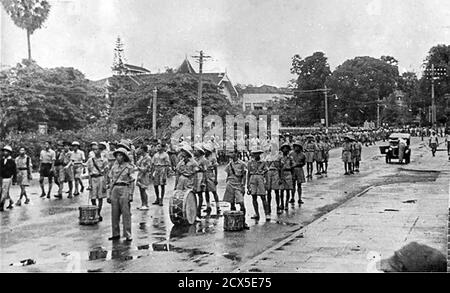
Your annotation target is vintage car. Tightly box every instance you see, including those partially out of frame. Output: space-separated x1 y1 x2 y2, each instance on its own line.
379 133 411 164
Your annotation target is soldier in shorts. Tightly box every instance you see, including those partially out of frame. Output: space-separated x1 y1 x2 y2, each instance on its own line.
223 149 249 229
57 141 74 198
152 143 171 206
279 143 294 211
15 147 33 206
342 136 353 175
290 141 306 205
247 148 269 221
70 141 85 196
203 143 221 215
264 147 281 215
39 141 56 199
86 143 108 221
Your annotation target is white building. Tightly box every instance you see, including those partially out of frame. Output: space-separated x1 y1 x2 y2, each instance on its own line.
240 85 294 111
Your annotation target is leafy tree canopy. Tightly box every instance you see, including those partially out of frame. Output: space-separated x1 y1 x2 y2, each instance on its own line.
0 59 107 137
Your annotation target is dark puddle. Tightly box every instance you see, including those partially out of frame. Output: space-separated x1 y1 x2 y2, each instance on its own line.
223 252 241 262
274 221 299 227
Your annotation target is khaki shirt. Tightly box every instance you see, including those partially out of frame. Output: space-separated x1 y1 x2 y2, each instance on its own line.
16 155 32 171
87 156 108 176
108 162 134 185
40 149 55 164
71 150 85 164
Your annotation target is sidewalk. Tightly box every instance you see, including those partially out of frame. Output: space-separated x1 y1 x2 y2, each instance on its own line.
235 145 449 272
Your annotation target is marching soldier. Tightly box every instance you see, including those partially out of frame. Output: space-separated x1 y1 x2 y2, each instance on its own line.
322 136 332 174
290 141 306 205
56 141 74 198
203 143 221 215
15 147 33 206
279 143 294 211
342 135 353 175
265 146 281 215
304 135 316 179
136 145 153 210
86 143 108 221
39 141 56 199
106 147 135 242
247 148 269 221
223 149 249 229
353 137 363 172
70 141 85 196
152 143 171 206
193 143 208 218
314 135 324 176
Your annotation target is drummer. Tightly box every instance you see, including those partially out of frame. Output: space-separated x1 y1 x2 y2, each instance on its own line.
106 147 135 242
223 149 249 229
247 148 269 221
174 144 199 191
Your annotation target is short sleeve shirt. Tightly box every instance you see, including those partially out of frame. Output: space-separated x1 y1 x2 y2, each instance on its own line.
40 149 56 164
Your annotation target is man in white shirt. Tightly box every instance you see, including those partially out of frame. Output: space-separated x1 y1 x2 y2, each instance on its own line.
39 141 56 199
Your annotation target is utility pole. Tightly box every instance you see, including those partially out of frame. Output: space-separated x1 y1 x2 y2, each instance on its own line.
192 50 212 113
324 85 329 131
377 99 380 128
192 50 212 144
293 87 332 129
152 87 157 137
431 63 436 127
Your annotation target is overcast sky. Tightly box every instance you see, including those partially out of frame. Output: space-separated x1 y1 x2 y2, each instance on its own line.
2 0 450 86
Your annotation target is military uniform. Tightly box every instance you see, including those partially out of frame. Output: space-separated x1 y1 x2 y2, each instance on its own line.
342 141 353 163
204 155 218 192
265 154 281 190
279 155 294 190
108 161 134 239
175 158 199 191
70 150 85 179
15 155 32 187
152 152 170 186
304 142 316 163
223 160 247 204
289 150 306 183
136 154 153 189
86 155 108 199
247 160 268 196
193 155 208 193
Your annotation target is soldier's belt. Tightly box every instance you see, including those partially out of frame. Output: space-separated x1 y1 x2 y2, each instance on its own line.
90 174 103 178
114 182 129 187
18 168 28 171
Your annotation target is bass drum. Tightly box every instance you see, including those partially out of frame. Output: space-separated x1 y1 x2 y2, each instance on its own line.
169 189 197 225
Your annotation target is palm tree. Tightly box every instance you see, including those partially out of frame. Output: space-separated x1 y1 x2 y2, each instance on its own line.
1 0 51 61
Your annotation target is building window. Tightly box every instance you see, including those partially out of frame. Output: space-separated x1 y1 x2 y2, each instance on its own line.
245 103 252 111
253 103 264 110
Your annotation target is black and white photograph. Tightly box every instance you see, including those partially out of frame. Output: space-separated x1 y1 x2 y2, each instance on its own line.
0 0 449 276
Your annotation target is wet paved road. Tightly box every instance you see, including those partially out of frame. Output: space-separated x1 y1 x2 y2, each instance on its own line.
1 138 446 272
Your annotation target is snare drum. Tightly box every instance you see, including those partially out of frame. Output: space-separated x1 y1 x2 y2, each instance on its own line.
79 205 99 225
169 189 197 226
223 210 245 231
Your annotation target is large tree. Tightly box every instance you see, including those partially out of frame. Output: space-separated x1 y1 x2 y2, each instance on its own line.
419 44 450 126
0 59 106 137
1 0 51 61
326 56 399 126
290 52 332 124
108 74 240 137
